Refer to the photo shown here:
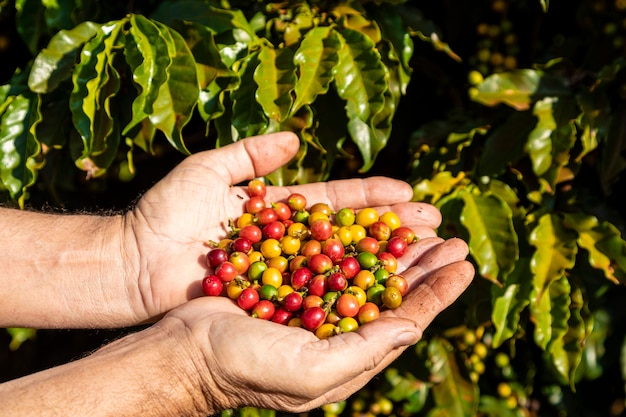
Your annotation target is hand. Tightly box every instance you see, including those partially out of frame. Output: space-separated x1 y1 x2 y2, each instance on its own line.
125 132 446 322
165 236 473 414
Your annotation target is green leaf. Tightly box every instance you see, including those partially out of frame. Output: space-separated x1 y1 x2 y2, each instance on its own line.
123 15 172 136
413 171 466 204
458 187 519 285
151 1 256 39
69 21 123 176
0 92 43 208
6 327 37 351
427 337 478 417
528 213 577 349
42 0 77 30
544 275 572 384
529 213 578 297
526 96 578 187
491 257 532 348
29 21 100 93
123 15 199 153
231 50 268 139
563 212 626 284
601 103 626 187
334 28 388 171
149 20 200 153
477 111 535 177
472 69 540 110
15 0 46 55
369 4 414 94
292 26 341 115
254 45 296 122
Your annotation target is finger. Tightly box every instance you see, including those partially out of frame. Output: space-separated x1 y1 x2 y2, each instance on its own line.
187 132 300 186
402 237 470 288
396 236 445 271
265 176 414 212
386 201 442 230
318 260 475 404
395 260 475 330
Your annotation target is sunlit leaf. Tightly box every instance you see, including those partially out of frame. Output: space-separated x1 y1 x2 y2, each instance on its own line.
0 92 43 207
458 187 519 285
427 337 478 416
292 26 341 114
29 21 100 93
545 275 572 385
334 28 388 171
69 21 123 176
529 213 577 349
563 212 626 284
254 45 296 122
491 257 532 348
123 15 172 136
413 171 466 204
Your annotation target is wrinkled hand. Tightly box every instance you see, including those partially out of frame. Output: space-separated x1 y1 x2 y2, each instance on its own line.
165 235 473 413
125 132 450 322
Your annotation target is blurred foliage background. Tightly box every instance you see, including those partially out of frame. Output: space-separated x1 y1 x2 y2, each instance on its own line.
2 0 626 416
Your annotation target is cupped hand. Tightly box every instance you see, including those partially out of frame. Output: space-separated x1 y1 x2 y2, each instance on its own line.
165 237 474 414
125 132 445 323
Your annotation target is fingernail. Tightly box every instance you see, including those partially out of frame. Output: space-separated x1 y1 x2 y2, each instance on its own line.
394 331 419 348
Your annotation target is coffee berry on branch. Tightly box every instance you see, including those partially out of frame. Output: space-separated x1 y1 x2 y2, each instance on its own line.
201 178 418 339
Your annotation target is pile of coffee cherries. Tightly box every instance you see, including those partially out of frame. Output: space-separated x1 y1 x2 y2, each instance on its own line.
201 179 417 338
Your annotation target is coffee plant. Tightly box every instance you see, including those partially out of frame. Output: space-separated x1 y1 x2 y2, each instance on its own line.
3 0 626 416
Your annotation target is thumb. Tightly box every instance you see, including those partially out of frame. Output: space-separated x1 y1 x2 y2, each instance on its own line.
189 132 300 185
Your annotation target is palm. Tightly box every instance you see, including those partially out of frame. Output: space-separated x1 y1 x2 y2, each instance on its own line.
167 234 473 413
125 132 448 322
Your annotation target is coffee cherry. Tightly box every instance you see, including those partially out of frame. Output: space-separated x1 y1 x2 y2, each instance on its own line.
251 300 275 320
301 306 327 330
201 186 419 337
206 248 229 269
381 286 402 309
201 275 224 296
238 288 260 310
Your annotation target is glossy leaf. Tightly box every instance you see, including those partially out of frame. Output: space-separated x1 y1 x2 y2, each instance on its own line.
231 51 268 139
491 257 532 348
458 187 519 285
529 213 577 349
369 5 414 94
427 337 478 417
149 20 200 153
545 275 572 384
123 15 172 136
69 21 123 176
28 21 100 93
291 26 341 114
0 92 43 208
413 171 466 204
254 45 296 122
563 212 626 284
42 0 76 30
15 0 46 55
334 28 388 171
472 70 540 110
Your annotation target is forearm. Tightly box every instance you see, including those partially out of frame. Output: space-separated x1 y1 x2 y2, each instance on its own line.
0 317 212 417
0 207 141 328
